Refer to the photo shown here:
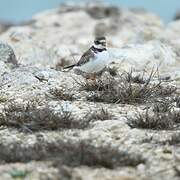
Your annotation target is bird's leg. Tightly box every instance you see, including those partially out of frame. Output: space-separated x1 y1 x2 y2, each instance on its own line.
85 73 97 81
90 73 97 81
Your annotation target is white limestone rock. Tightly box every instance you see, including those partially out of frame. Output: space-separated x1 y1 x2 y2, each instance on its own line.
108 40 176 71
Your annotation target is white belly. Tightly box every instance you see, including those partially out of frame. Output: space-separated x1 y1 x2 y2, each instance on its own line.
76 51 110 73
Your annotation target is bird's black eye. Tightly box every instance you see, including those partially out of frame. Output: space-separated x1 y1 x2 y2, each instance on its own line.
94 40 99 45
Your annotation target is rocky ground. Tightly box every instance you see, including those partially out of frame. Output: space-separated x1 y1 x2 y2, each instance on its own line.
1 3 180 180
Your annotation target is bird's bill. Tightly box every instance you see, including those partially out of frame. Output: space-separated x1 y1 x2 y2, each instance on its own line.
101 41 106 46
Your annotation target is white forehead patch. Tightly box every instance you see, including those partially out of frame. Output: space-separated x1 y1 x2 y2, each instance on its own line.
99 40 106 43
93 43 106 49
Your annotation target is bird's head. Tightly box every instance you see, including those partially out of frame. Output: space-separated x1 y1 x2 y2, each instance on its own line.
93 36 106 49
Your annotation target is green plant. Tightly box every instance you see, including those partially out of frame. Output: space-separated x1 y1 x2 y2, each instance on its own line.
9 169 29 179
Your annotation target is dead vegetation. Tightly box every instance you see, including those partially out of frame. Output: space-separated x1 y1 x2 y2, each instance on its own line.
0 102 115 132
127 108 180 130
166 132 180 145
106 66 118 76
0 137 145 169
125 70 146 84
79 70 176 104
174 96 180 108
0 102 84 132
156 85 177 97
49 88 75 101
52 142 145 169
152 100 174 113
86 108 113 122
127 94 180 131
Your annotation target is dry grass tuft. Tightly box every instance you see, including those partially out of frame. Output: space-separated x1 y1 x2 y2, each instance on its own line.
0 137 145 168
156 85 177 97
174 96 180 108
106 66 118 76
49 88 75 101
152 100 173 113
127 108 180 130
167 132 180 145
0 102 81 132
78 70 177 105
82 71 162 104
125 70 146 84
86 108 113 122
52 142 146 168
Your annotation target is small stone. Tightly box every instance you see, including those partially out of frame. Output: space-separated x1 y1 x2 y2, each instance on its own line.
34 71 50 81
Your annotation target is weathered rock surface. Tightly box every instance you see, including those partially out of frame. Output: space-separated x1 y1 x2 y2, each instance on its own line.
0 3 180 180
0 42 17 67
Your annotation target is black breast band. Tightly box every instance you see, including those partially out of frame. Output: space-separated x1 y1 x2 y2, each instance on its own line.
91 46 106 53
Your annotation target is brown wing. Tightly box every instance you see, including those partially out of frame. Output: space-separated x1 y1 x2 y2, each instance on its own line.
77 48 95 66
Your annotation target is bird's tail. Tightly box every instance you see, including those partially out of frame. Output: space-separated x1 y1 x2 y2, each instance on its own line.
63 64 75 69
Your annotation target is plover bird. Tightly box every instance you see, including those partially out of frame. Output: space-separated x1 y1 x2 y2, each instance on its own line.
64 37 110 78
